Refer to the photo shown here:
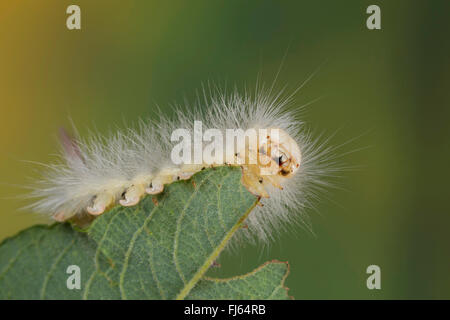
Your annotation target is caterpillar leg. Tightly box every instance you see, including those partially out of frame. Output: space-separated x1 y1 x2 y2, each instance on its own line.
241 165 269 198
120 184 145 206
261 175 283 190
146 181 164 195
87 192 114 215
145 167 179 195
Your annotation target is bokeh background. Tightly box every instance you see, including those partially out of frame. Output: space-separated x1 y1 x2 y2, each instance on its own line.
0 0 449 299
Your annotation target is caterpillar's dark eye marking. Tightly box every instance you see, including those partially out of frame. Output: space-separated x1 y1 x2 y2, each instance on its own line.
274 153 288 166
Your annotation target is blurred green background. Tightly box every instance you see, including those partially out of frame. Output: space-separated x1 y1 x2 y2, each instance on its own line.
0 1 449 299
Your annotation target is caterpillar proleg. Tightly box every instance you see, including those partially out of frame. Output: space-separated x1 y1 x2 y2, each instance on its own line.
28 84 338 242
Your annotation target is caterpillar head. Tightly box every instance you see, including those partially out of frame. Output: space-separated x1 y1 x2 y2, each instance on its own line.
258 128 302 179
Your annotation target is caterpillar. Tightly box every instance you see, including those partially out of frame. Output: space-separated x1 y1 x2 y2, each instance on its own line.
28 84 338 242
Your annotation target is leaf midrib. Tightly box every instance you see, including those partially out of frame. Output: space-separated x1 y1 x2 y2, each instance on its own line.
175 197 257 300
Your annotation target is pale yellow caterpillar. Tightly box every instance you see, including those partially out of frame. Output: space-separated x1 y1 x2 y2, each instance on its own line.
28 85 338 242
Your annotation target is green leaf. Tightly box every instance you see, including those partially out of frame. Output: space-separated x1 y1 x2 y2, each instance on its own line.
0 166 292 299
0 224 104 299
186 261 291 300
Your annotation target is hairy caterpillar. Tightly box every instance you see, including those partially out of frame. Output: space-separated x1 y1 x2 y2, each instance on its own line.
28 84 338 242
